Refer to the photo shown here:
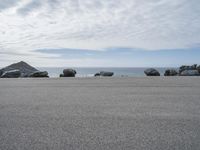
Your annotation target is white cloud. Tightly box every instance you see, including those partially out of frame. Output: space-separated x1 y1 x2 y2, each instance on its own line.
0 0 200 66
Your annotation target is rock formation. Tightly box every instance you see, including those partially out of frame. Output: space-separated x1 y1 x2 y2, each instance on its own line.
1 70 21 78
100 71 114 77
29 71 49 78
180 70 200 76
164 69 178 76
0 61 48 78
63 69 76 77
144 68 160 76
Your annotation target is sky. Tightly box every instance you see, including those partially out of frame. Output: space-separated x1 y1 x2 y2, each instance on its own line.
0 0 200 67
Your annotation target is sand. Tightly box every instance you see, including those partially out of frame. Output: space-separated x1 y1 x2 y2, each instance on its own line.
0 77 200 150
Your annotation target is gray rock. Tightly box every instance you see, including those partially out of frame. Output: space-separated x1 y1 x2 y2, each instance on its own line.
179 64 197 74
144 68 160 76
94 73 100 77
1 70 21 78
29 71 49 78
100 71 114 77
197 66 200 73
180 70 200 76
1 61 38 77
191 64 197 69
60 74 64 77
0 69 3 76
164 69 178 76
63 69 76 77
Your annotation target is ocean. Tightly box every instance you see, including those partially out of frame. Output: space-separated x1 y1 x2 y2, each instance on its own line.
37 67 174 78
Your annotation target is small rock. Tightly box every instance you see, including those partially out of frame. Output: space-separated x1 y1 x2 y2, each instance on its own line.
0 69 3 76
180 70 200 76
60 74 64 77
94 73 100 77
164 69 178 76
100 71 114 77
1 70 21 78
144 68 160 76
63 69 76 77
191 64 197 69
197 65 200 73
29 71 49 78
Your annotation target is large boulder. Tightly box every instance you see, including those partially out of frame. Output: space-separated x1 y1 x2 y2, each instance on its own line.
1 61 38 77
63 69 76 77
1 70 21 78
100 71 114 77
144 68 160 76
180 70 200 76
164 69 178 76
29 71 49 78
179 64 197 74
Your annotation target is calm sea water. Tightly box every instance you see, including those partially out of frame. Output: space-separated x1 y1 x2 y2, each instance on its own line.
38 67 174 78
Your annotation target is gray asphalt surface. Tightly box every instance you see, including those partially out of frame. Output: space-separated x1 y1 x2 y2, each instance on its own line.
0 77 200 150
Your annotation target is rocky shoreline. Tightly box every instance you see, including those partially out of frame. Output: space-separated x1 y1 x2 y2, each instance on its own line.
0 61 200 78
144 64 200 76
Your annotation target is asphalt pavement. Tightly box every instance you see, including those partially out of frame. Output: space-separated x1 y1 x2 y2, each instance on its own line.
0 77 200 150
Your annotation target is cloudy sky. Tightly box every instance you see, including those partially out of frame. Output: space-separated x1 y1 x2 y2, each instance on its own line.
0 0 200 67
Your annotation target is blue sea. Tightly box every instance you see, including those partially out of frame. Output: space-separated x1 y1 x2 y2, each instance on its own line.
38 67 174 78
